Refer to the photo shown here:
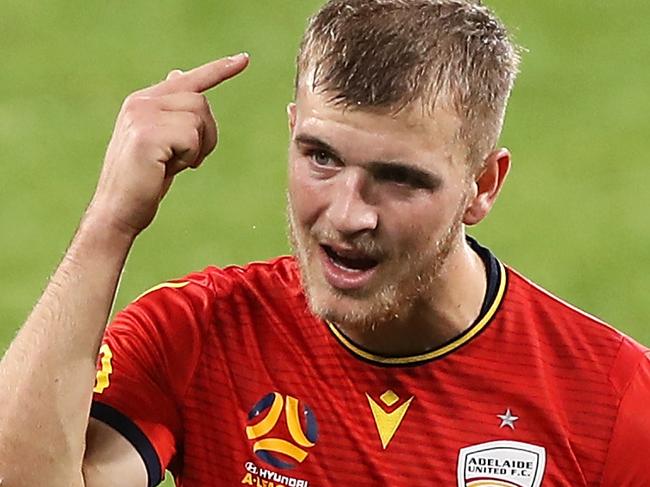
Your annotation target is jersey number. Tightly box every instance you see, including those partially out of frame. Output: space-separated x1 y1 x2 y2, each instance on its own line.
93 344 113 394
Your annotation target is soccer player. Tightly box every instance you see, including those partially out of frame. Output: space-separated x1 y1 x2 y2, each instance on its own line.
1 0 649 486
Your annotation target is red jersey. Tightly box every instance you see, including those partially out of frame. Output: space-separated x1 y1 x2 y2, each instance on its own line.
92 240 650 487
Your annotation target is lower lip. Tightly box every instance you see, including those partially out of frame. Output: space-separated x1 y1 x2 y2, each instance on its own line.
318 246 379 291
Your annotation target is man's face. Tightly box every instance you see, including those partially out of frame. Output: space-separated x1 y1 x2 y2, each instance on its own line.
287 84 474 329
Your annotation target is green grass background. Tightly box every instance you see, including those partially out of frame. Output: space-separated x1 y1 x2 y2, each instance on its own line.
1 1 649 485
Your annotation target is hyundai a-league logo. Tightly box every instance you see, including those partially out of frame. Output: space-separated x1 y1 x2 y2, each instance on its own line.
246 392 319 470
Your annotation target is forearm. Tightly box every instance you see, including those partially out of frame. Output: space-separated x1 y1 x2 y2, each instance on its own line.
0 55 247 486
0 213 135 486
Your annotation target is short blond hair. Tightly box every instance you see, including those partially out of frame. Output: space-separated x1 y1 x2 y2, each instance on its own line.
296 0 521 167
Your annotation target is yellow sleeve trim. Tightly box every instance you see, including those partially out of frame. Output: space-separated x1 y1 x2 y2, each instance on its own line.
93 344 113 394
135 281 190 301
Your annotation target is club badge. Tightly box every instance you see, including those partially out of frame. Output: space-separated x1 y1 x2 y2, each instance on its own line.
457 440 546 487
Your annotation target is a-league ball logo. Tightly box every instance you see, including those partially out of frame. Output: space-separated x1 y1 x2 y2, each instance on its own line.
246 392 319 469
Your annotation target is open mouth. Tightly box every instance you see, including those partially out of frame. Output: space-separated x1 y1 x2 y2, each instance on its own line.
321 245 379 272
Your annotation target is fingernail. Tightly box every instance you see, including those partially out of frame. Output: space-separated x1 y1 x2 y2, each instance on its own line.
228 52 250 62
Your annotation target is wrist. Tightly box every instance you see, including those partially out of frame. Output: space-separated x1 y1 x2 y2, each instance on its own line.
76 208 138 255
82 198 146 241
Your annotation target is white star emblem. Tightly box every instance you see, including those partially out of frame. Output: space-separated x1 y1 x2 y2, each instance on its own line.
497 408 519 429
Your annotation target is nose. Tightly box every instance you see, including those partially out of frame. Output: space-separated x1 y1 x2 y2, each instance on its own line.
324 168 378 236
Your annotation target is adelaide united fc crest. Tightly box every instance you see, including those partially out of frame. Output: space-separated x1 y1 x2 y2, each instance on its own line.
457 440 546 487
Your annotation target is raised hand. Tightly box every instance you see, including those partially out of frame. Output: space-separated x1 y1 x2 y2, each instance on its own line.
0 53 250 487
88 53 250 236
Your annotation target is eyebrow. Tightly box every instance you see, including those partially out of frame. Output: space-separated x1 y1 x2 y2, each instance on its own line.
294 133 440 190
294 134 343 160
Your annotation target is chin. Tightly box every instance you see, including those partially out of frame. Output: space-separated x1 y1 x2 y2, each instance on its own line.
293 239 441 332
303 273 408 331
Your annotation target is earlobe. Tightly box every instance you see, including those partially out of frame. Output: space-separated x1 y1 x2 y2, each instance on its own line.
463 149 511 226
287 103 297 133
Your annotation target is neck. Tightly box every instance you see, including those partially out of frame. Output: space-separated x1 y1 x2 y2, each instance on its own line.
335 237 488 357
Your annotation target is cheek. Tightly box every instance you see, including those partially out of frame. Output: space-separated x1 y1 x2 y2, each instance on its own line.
387 192 462 247
288 156 325 225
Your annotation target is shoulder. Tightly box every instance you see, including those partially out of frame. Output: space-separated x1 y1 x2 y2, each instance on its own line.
501 267 650 479
502 265 648 394
601 350 650 485
504 266 644 347
111 256 302 339
505 266 619 328
98 256 304 403
197 255 302 297
133 255 301 304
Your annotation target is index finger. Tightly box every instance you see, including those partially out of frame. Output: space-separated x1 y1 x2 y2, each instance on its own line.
146 53 250 96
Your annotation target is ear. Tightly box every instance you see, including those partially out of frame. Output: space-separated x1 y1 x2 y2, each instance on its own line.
463 148 511 226
287 102 297 134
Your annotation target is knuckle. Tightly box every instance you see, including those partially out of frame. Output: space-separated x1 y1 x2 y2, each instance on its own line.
121 95 153 121
177 126 200 153
166 69 184 80
122 94 143 111
189 126 202 147
129 123 156 145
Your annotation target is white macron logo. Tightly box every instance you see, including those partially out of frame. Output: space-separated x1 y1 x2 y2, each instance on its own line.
457 440 546 487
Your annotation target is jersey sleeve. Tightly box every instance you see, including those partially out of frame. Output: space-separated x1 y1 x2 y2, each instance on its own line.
90 277 213 487
601 344 650 486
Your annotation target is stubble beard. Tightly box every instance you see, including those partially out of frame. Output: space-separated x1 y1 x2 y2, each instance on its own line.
287 197 464 332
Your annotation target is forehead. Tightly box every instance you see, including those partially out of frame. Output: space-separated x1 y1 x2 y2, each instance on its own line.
293 83 464 165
